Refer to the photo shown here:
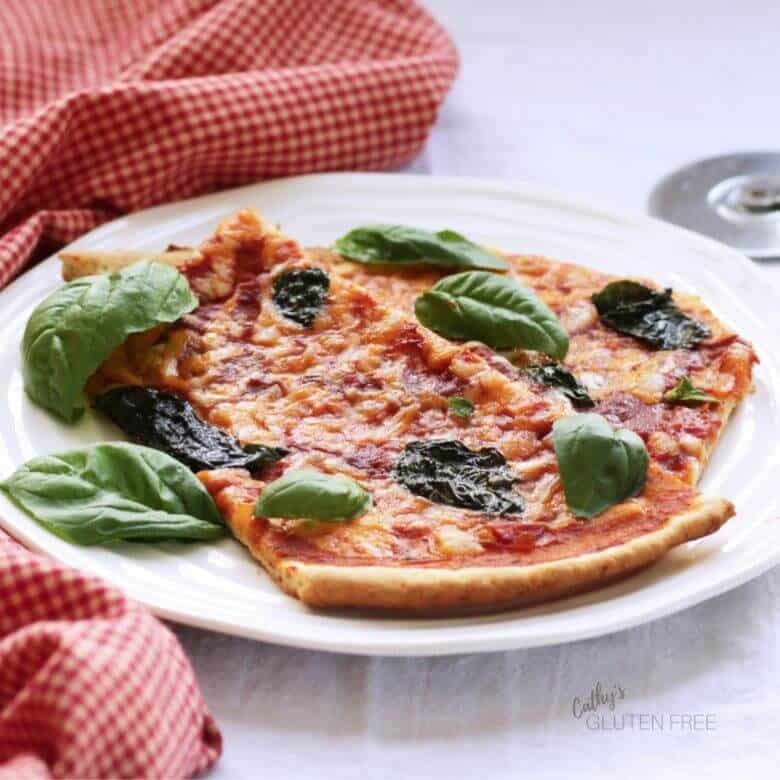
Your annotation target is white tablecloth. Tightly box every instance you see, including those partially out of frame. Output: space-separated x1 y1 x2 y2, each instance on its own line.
175 2 780 776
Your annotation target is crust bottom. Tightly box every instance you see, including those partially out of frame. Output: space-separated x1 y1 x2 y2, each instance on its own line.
238 496 734 615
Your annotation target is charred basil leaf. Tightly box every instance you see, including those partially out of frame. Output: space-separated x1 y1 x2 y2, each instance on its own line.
392 440 524 515
552 413 648 518
255 469 372 522
333 224 508 271
95 386 287 473
664 376 718 405
522 364 594 408
272 267 329 327
0 442 225 545
414 271 569 359
591 280 710 349
447 396 474 419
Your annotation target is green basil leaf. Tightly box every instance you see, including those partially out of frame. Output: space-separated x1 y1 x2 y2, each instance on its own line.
447 396 474 419
552 413 649 518
591 280 710 350
522 364 594 408
255 469 371 522
0 442 225 545
22 261 197 422
414 271 569 359
663 376 718 405
333 225 508 271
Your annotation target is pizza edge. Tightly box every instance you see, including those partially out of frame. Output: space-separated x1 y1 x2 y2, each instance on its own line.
230 495 733 614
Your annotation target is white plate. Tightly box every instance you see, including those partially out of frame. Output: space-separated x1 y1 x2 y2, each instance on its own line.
1 173 778 656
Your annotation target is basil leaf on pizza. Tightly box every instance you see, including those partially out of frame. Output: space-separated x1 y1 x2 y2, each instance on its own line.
22 262 197 422
664 376 718 405
272 267 330 327
522 364 594 408
0 443 225 545
392 440 524 515
333 225 508 271
447 396 474 419
414 271 569 358
552 413 649 518
591 280 710 350
255 469 372 522
95 386 288 472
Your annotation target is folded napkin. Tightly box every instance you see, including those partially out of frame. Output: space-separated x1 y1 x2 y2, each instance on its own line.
0 1 457 776
0 0 458 287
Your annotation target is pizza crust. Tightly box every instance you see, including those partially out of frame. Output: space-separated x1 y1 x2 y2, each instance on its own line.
233 495 733 614
59 248 195 280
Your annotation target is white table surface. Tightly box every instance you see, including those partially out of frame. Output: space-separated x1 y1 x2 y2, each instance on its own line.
174 2 780 776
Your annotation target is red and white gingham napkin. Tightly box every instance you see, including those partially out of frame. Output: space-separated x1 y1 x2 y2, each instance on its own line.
0 1 457 777
0 0 458 287
0 536 222 779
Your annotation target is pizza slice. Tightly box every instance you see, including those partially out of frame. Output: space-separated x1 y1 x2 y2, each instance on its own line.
80 211 733 612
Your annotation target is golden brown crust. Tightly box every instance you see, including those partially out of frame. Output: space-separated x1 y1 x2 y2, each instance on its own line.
59 248 195 280
250 496 733 613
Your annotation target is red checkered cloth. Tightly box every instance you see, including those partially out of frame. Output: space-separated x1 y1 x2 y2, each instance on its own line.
0 0 457 777
0 536 222 779
0 0 458 288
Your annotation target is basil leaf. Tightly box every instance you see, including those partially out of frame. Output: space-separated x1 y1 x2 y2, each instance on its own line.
522 364 594 408
392 440 524 515
22 262 197 422
414 271 569 359
664 376 718 405
95 386 288 472
333 225 508 271
447 396 474 419
255 469 371 522
272 267 329 327
0 442 225 545
552 413 648 518
591 280 710 350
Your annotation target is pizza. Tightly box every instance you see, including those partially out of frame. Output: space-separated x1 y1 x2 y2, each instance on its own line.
57 210 755 613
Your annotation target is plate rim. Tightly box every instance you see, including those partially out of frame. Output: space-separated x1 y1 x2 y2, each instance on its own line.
0 171 778 656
